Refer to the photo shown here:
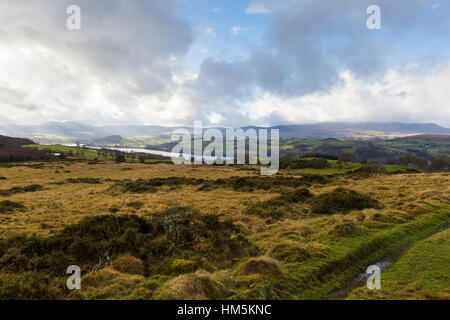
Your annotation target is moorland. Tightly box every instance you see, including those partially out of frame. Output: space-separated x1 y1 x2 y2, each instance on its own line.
0 134 449 300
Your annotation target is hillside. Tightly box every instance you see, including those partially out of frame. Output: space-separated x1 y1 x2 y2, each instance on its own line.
0 135 50 162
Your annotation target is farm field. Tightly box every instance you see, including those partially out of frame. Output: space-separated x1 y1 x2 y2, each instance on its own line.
0 160 449 300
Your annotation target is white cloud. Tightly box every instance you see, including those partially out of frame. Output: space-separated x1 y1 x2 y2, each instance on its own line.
207 112 223 124
230 26 253 36
243 64 450 127
245 4 270 14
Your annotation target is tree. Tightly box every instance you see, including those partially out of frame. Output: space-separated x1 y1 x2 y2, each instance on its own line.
431 155 450 171
115 153 126 163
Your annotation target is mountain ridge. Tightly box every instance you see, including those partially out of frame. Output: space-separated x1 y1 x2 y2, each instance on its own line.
0 121 449 144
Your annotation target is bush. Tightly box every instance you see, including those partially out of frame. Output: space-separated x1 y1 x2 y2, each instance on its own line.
310 187 382 215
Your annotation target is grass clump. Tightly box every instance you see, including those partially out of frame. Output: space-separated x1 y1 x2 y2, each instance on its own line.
329 219 361 237
127 201 144 210
310 187 382 215
0 184 44 196
114 177 204 193
66 178 102 184
268 240 328 263
235 256 284 277
245 188 312 219
112 255 145 275
154 270 230 300
277 188 313 203
169 259 199 275
0 200 26 214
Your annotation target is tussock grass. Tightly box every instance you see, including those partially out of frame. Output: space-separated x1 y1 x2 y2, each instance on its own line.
112 255 145 275
310 187 383 215
154 270 231 300
0 184 44 196
268 241 328 263
234 256 284 277
0 200 26 214
0 162 449 300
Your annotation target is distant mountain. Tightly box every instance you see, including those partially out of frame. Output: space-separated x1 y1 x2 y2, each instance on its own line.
0 121 449 145
273 122 450 139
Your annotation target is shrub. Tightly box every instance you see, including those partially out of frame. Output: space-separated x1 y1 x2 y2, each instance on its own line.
310 188 382 214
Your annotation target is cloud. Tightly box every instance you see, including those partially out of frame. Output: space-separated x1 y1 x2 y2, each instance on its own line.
246 4 270 14
243 64 450 127
230 26 254 36
0 0 449 127
0 0 194 125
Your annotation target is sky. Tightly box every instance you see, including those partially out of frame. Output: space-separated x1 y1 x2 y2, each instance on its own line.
0 0 449 127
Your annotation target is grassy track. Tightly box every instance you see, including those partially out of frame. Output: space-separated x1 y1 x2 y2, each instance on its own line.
347 222 450 300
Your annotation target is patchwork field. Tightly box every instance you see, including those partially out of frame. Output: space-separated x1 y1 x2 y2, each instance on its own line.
0 160 449 300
